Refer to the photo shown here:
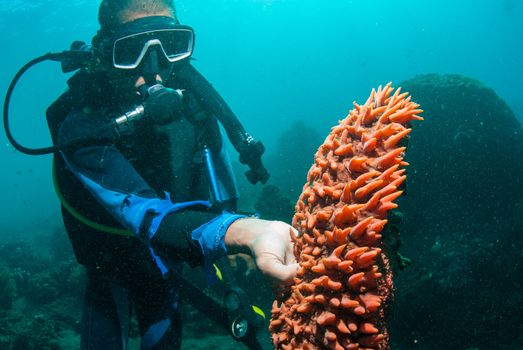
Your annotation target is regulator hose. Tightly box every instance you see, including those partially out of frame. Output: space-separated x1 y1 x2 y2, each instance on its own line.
177 62 270 184
3 53 63 155
3 52 115 155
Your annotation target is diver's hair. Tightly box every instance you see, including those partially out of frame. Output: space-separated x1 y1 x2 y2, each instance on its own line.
98 0 176 33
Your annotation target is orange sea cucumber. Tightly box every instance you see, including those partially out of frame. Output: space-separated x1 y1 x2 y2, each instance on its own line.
270 83 423 350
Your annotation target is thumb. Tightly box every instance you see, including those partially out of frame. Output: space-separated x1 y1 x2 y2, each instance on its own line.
267 262 299 296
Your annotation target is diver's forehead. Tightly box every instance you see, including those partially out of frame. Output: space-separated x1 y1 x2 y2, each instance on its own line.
118 8 174 25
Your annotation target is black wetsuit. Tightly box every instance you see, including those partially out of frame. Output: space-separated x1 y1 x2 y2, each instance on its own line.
52 62 243 350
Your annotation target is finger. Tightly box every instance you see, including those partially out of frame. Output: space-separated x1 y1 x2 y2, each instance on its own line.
285 239 297 265
228 255 238 269
260 258 298 285
279 262 299 285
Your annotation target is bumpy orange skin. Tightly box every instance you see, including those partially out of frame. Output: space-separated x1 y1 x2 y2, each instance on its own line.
270 84 423 350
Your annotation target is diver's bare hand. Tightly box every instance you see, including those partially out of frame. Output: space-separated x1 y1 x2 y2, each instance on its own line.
224 218 298 288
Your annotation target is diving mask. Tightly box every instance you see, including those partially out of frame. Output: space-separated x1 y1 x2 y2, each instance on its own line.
96 16 195 70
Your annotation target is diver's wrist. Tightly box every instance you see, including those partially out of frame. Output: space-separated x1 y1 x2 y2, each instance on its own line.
224 217 257 256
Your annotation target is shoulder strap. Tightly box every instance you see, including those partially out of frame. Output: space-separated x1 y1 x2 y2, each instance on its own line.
46 70 91 145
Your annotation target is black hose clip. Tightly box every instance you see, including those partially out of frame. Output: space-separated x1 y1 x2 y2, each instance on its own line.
60 41 94 73
237 135 270 185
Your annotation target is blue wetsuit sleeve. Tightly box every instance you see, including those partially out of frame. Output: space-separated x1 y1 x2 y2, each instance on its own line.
58 110 246 271
191 212 246 279
58 109 180 236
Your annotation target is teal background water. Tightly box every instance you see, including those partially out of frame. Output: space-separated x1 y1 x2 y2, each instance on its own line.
0 2 522 349
0 0 521 235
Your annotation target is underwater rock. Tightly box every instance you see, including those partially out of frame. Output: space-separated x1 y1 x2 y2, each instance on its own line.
389 74 523 349
398 74 523 235
270 84 421 349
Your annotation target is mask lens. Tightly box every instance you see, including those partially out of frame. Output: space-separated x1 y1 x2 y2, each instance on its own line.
113 33 151 67
156 29 193 60
113 28 194 69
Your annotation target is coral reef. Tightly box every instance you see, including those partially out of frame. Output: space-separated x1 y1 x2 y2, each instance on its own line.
0 233 84 350
11 315 60 350
0 262 17 309
0 240 52 274
270 84 422 349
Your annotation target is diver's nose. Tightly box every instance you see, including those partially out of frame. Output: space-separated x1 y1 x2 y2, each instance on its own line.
135 74 163 93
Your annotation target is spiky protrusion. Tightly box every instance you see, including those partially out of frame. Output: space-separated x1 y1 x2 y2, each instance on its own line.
271 83 423 350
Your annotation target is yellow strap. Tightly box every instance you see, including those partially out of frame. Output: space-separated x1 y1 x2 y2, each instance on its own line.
52 159 133 237
251 305 266 319
213 264 224 282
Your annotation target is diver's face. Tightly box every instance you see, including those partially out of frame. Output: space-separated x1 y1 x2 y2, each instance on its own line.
107 8 176 97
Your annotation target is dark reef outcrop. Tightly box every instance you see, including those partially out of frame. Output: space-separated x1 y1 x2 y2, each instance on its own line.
390 74 523 349
398 74 523 233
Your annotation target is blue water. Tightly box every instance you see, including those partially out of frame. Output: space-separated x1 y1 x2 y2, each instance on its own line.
0 0 522 235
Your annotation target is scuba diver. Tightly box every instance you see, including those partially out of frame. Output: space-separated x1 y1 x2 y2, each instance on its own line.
21 0 298 349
